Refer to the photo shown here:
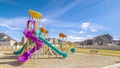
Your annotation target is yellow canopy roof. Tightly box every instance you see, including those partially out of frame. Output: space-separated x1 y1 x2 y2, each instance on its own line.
59 33 67 38
29 9 42 19
40 28 48 34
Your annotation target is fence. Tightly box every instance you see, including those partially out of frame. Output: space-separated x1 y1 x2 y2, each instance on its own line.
79 45 120 50
0 46 21 50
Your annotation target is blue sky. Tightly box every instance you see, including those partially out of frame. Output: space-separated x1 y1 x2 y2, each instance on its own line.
0 0 120 42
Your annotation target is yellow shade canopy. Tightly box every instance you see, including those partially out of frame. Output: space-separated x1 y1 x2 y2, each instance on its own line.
59 33 67 38
29 9 42 19
40 28 49 34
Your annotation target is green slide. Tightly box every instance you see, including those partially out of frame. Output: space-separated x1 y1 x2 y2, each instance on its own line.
13 43 27 56
38 36 67 58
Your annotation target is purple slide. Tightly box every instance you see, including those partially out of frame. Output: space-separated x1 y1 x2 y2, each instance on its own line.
17 28 44 62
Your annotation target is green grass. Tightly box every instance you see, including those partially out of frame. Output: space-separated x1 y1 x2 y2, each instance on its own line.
76 48 120 57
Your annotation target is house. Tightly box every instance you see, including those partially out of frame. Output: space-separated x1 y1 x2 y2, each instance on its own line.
112 40 120 46
73 42 80 45
47 38 59 44
0 33 17 46
92 34 113 45
80 39 93 45
79 34 113 45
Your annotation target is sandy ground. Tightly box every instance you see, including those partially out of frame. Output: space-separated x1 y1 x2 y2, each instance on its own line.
0 51 120 68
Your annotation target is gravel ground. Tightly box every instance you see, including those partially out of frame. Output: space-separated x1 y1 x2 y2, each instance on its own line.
0 51 120 68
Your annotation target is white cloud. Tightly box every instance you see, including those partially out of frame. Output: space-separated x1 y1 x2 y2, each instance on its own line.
90 28 97 32
67 34 94 42
0 17 28 42
80 21 109 33
68 35 86 42
70 30 77 34
0 24 21 30
113 38 119 40
79 31 84 34
41 18 48 23
81 22 90 30
0 0 20 5
86 35 94 39
49 28 55 32
113 36 120 40
89 24 109 32
0 17 27 30
43 19 80 28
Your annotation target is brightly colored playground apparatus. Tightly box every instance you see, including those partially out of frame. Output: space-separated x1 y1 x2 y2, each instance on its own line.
13 43 24 55
59 33 75 53
13 10 67 63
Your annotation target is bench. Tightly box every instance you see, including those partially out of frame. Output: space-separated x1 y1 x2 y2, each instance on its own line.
90 49 99 54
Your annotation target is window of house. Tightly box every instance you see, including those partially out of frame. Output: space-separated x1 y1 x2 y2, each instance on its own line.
0 44 2 46
3 39 7 42
0 36 3 42
98 41 101 44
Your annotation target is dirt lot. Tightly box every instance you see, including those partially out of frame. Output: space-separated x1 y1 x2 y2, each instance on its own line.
0 51 120 68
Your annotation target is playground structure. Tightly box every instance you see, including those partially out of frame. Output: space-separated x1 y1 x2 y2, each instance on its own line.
13 10 67 63
59 33 75 53
40 27 58 57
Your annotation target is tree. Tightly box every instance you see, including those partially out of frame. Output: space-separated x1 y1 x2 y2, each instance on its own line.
14 42 18 49
14 42 18 46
